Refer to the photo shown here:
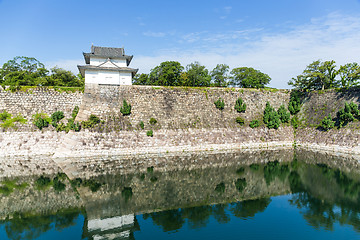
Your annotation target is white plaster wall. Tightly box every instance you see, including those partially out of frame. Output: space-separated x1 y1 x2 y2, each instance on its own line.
85 70 132 85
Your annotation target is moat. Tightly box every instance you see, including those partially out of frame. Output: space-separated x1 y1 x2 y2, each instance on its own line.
0 149 359 239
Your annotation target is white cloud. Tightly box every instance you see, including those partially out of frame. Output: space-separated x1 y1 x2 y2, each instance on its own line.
134 12 360 89
143 31 167 37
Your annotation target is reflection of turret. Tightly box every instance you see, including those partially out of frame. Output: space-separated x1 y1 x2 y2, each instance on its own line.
83 214 140 240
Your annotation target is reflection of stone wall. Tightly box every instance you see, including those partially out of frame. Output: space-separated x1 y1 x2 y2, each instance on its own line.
80 150 294 219
0 174 82 219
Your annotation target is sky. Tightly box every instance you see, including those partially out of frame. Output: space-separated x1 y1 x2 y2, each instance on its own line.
1 0 360 88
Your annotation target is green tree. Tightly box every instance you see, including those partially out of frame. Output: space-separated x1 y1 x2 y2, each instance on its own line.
277 105 290 123
263 102 281 129
210 64 229 87
321 114 335 130
46 67 83 87
132 73 149 85
0 56 48 86
337 63 360 89
288 60 337 91
183 62 211 87
149 61 184 86
230 67 271 88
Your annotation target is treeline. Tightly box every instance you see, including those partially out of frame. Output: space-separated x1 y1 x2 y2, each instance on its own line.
0 56 84 87
133 61 271 88
289 60 360 91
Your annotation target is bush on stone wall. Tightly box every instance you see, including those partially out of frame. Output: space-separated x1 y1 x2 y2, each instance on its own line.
81 114 100 129
214 98 225 110
277 105 290 123
33 112 51 130
0 110 27 129
139 121 145 129
249 120 260 128
120 99 132 116
51 111 64 128
288 90 303 115
149 118 157 125
291 116 300 129
263 102 280 129
234 97 246 113
235 117 245 125
337 102 358 127
147 129 153 137
321 114 335 131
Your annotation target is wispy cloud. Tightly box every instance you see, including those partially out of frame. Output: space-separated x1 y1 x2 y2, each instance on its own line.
143 31 167 37
134 13 360 88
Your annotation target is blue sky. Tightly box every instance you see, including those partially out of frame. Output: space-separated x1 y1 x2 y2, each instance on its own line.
1 0 360 88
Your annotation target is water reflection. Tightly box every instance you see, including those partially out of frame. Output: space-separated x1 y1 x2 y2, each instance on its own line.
0 149 360 239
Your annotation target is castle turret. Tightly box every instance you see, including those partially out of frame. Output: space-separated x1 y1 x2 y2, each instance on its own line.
78 45 138 85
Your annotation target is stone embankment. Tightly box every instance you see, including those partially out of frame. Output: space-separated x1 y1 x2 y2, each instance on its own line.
1 85 360 159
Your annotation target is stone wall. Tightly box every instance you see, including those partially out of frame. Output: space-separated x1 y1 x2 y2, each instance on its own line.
77 84 290 129
0 87 82 131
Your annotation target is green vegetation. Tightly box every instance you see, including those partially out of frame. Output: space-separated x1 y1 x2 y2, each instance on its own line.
120 99 132 116
234 97 246 113
81 114 100 129
51 111 64 128
150 176 158 182
236 167 245 175
230 67 271 88
263 161 289 185
235 178 247 192
83 179 101 192
250 164 260 171
263 102 281 129
147 129 154 137
288 90 303 115
0 56 84 87
214 98 225 110
337 102 359 127
0 179 28 195
249 120 260 128
235 117 245 125
133 61 271 88
122 187 133 202
149 118 157 125
215 182 225 193
139 121 145 129
291 116 300 129
32 112 51 130
277 105 290 123
288 60 360 91
35 176 52 189
147 166 154 173
0 110 27 129
321 114 335 130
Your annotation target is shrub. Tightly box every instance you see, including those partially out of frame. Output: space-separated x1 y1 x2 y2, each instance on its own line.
147 129 153 137
215 182 225 193
53 176 66 192
120 99 132 116
337 103 355 127
35 176 51 189
139 121 144 129
0 111 27 129
149 118 157 125
263 102 280 129
250 164 260 171
235 178 247 192
291 116 300 129
349 102 359 118
83 179 101 192
81 114 100 129
150 176 158 182
321 114 335 130
277 105 290 123
147 166 154 173
214 98 225 110
72 106 79 119
288 90 302 115
51 111 64 128
235 117 245 125
33 112 51 130
234 97 246 113
249 120 260 128
236 167 245 175
122 187 133 202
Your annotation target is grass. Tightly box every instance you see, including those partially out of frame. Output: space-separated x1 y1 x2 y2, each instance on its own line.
0 179 28 195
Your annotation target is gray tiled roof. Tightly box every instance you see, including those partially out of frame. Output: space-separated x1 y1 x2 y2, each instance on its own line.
83 45 133 65
77 65 138 77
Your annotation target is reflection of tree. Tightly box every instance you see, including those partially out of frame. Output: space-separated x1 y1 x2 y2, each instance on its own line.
229 198 271 219
263 161 290 185
212 204 230 224
182 206 213 229
2 208 81 240
143 209 185 232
